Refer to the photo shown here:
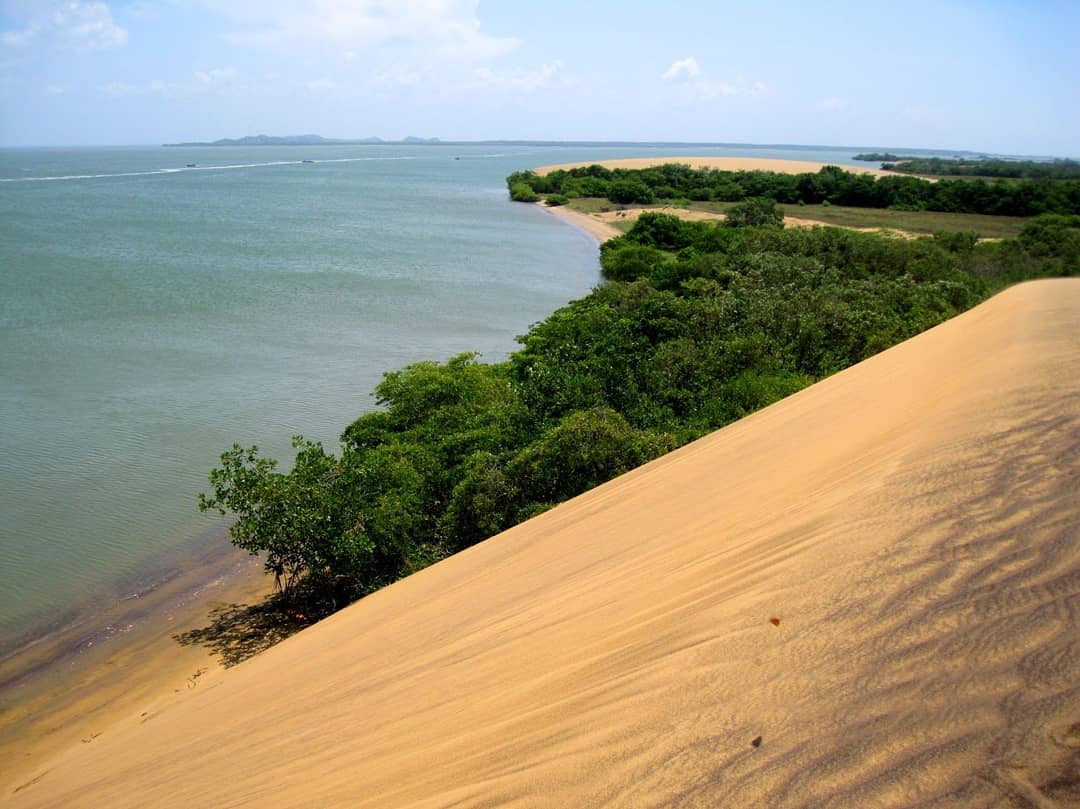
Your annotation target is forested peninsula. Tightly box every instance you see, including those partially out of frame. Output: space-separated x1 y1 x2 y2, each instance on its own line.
854 153 1079 180
881 157 1080 180
508 162 1080 217
201 164 1080 616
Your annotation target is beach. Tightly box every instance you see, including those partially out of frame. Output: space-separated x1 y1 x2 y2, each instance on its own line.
540 203 923 244
533 155 899 176
532 156 917 243
7 278 1078 807
0 533 273 786
0 143 604 781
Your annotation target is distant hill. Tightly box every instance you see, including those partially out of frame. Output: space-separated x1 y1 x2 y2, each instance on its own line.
163 134 444 146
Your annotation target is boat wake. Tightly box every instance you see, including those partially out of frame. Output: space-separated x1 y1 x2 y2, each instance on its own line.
0 155 419 183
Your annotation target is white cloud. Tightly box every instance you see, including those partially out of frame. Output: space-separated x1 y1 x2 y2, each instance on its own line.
663 61 768 101
2 1 127 51
197 0 518 62
1 27 36 47
99 73 216 98
472 60 565 92
194 67 239 85
99 79 178 97
819 97 848 111
371 69 422 89
306 77 336 91
662 57 700 82
100 80 137 96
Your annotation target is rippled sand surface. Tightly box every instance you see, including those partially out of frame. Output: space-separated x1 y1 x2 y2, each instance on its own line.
8 280 1078 808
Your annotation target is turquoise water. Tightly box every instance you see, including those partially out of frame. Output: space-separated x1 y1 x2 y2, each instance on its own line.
0 142 869 649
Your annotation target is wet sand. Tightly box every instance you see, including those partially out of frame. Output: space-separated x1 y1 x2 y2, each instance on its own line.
0 530 273 785
7 279 1078 807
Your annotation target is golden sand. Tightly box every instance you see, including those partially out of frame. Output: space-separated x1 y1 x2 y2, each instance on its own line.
7 280 1079 807
533 156 897 177
540 203 920 244
0 552 273 789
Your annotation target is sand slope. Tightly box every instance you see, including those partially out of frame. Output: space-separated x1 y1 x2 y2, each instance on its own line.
8 280 1079 808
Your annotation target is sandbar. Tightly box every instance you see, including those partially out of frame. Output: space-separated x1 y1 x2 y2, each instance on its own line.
533 156 897 177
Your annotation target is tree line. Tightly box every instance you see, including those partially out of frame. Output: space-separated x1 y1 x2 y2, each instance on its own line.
880 157 1080 180
506 163 1080 217
200 199 1079 614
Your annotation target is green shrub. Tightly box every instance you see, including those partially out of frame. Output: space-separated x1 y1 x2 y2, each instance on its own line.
725 197 785 228
510 183 540 202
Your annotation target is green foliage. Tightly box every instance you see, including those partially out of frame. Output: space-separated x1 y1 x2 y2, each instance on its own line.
510 182 540 202
203 204 1077 612
724 197 785 228
600 242 670 282
507 408 675 504
853 152 911 162
883 157 1080 180
932 231 979 254
608 179 655 205
198 439 374 605
506 162 1080 217
545 194 570 207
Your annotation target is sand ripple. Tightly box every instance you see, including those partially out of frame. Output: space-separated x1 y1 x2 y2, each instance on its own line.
7 280 1079 807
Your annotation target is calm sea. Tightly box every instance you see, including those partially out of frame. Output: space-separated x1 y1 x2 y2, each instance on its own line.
0 142 870 651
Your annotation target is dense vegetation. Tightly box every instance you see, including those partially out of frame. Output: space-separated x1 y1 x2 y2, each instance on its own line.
853 152 919 162
881 157 1080 180
506 163 1080 217
200 197 1079 613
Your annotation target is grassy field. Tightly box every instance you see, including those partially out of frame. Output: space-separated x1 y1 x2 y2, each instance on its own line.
565 198 1028 239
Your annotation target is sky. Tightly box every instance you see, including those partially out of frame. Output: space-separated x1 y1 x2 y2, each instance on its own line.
1 0 1077 155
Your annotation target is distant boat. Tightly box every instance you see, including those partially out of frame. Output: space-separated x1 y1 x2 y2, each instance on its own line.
186 163 197 167
302 159 315 163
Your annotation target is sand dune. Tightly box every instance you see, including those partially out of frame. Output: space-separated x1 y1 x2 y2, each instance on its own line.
533 156 897 177
7 280 1079 808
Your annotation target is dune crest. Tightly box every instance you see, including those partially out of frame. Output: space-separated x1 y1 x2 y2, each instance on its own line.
8 280 1079 808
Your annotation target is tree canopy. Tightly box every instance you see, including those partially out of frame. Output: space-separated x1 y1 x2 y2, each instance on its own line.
202 207 1079 614
507 163 1080 218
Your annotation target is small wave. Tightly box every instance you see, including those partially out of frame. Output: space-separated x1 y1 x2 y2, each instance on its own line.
0 155 420 183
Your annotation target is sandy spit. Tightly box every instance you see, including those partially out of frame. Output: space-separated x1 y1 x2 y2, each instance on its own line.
533 156 897 177
7 280 1079 808
537 203 623 243
540 204 919 244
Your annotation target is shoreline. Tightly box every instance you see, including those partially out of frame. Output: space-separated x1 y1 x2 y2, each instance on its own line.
7 280 1076 806
536 203 622 243
540 203 927 242
529 156 921 246
0 524 274 791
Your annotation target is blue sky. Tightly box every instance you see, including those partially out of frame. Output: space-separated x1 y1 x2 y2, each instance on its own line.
1 0 1077 155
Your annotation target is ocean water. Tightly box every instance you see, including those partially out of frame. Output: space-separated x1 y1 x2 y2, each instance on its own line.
0 141 871 651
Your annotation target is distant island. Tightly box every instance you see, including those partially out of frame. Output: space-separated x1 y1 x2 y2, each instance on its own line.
164 134 442 147
853 152 921 162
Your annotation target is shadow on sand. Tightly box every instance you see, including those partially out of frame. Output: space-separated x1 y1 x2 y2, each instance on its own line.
173 596 319 668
